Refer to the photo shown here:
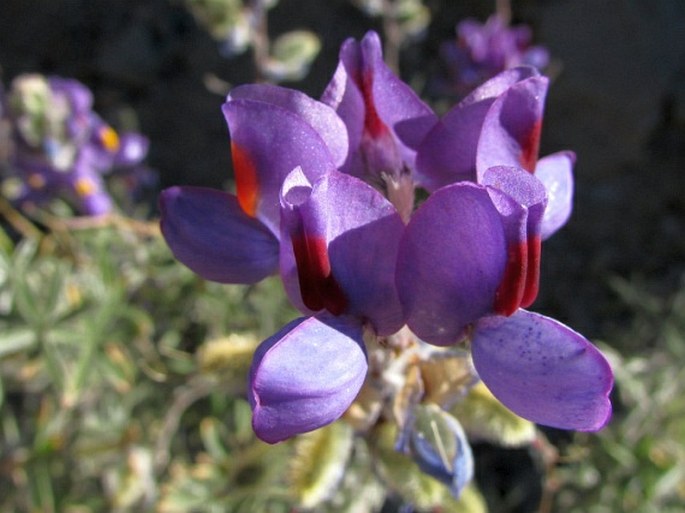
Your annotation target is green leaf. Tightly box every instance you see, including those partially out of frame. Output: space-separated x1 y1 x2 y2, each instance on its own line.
0 327 37 357
451 381 537 447
438 483 489 513
200 417 230 463
0 226 14 254
287 421 354 509
264 31 321 82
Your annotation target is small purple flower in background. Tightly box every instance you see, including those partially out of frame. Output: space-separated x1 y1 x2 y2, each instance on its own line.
160 30 613 496
437 13 550 99
0 74 149 216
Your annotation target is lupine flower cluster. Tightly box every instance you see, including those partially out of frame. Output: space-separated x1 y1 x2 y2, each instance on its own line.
160 31 613 496
439 13 550 98
0 74 149 216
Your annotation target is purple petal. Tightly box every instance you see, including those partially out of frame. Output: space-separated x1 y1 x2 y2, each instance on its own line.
48 76 93 115
321 37 364 173
114 133 149 166
159 186 279 284
396 183 507 345
76 190 113 216
415 99 491 191
460 66 540 106
70 153 114 216
249 313 368 443
279 168 405 335
229 84 348 167
223 84 347 233
535 151 575 239
415 67 540 192
482 166 547 310
476 75 549 175
471 310 613 431
322 31 436 179
361 32 436 155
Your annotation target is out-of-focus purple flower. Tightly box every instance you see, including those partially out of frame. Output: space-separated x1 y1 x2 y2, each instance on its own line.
0 74 149 216
439 14 550 99
161 32 612 449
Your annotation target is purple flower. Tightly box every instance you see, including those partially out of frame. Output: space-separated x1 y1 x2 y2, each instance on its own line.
161 32 612 445
161 82 405 442
249 163 406 443
440 14 550 98
1 74 149 216
161 82 349 283
395 180 613 430
249 314 368 444
417 66 575 239
321 31 437 220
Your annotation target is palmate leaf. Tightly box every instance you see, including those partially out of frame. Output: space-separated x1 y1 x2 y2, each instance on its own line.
451 381 537 447
287 421 354 509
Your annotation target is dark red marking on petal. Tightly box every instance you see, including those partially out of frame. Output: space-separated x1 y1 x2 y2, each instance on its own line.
231 142 259 217
519 119 542 173
493 241 528 317
292 232 348 316
359 69 389 139
520 235 541 308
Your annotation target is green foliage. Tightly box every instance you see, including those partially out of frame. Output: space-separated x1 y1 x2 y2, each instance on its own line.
287 421 354 508
451 381 537 447
0 217 300 512
552 275 685 512
0 215 488 513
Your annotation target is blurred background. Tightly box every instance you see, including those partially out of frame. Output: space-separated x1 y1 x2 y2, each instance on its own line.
0 0 684 512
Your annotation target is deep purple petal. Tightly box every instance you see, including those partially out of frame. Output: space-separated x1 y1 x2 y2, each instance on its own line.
223 85 346 233
415 67 540 192
460 66 540 106
159 186 279 284
483 187 529 316
249 313 368 443
362 32 437 155
322 31 436 180
415 99 491 191
482 166 547 310
321 38 365 172
279 168 349 317
229 84 348 167
471 310 613 431
279 168 405 335
535 151 575 239
396 183 507 345
476 75 549 176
